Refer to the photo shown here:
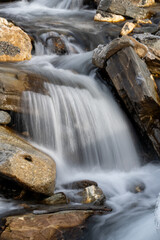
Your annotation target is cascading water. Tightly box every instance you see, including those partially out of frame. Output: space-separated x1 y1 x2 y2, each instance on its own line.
32 0 84 9
0 0 160 239
21 55 139 171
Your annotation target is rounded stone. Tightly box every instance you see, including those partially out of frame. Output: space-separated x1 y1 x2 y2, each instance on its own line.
0 111 11 125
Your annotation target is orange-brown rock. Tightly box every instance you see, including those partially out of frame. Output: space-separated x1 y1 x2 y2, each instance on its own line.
0 211 93 240
0 126 56 196
121 22 137 36
0 17 32 62
137 0 155 7
94 12 125 23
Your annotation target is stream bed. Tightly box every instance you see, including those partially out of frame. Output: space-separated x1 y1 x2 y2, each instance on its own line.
0 0 160 239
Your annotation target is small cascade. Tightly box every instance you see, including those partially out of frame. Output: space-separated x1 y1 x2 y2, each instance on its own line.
0 0 160 239
22 61 139 171
30 0 84 9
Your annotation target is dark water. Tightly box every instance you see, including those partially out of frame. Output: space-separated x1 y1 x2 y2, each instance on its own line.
0 0 160 239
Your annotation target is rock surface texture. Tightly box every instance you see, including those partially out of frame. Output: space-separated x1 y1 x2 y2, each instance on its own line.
0 211 93 240
42 192 68 205
93 36 160 156
80 185 106 205
0 67 48 112
0 111 11 125
0 17 32 62
0 126 56 196
97 0 157 20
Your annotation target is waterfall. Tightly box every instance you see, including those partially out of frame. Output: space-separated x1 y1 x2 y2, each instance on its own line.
21 0 85 9
0 0 160 240
21 56 139 171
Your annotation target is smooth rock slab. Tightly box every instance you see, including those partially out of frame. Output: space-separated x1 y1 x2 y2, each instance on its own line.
0 126 56 196
0 111 11 124
0 211 93 240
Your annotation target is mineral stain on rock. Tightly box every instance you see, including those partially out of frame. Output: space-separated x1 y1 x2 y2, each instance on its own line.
0 41 20 57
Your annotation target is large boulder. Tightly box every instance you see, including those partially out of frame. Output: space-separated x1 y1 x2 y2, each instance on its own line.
0 17 32 62
0 211 93 240
93 36 160 157
0 126 56 196
0 67 48 112
97 0 157 20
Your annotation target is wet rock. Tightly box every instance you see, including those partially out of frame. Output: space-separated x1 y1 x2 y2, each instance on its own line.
128 182 145 193
121 22 137 36
79 185 106 205
94 12 125 23
97 0 156 20
0 111 11 125
105 47 160 156
133 33 160 76
0 211 94 240
134 184 145 193
92 36 148 68
42 192 68 205
137 19 152 24
83 0 97 8
40 32 68 55
62 179 98 189
0 67 48 112
133 23 159 34
0 126 56 196
0 17 32 62
133 33 160 55
93 36 160 156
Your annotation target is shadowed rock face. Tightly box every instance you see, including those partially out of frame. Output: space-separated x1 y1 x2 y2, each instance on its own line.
0 67 49 112
0 211 93 240
93 37 160 157
0 126 56 196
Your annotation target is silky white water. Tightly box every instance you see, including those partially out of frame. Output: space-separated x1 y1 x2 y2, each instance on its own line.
21 53 139 171
0 0 160 239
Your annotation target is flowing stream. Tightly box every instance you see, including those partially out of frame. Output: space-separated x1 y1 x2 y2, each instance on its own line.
0 0 160 239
